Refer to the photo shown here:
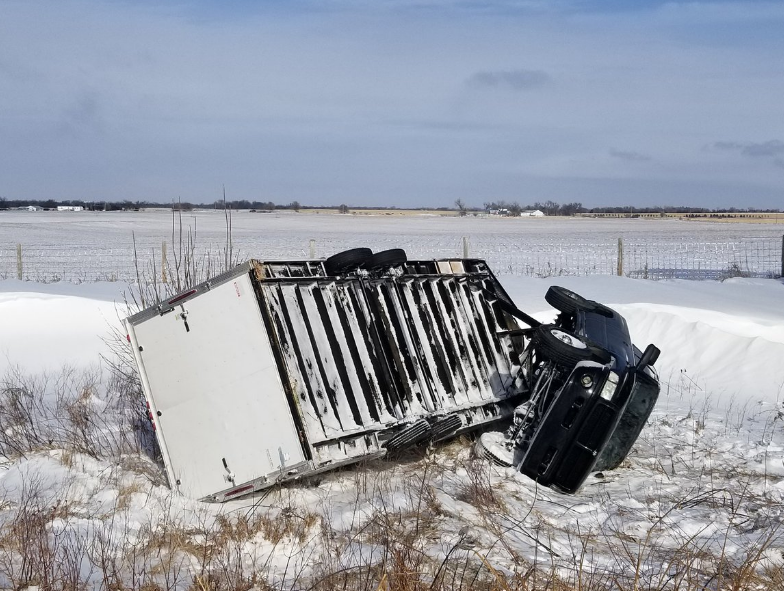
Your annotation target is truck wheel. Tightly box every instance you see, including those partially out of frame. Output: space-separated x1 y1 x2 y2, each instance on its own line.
384 418 431 451
324 248 373 275
430 414 463 442
534 325 611 367
368 248 407 270
474 431 514 467
545 286 596 314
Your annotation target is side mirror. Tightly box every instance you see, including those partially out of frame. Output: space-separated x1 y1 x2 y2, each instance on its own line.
638 344 660 368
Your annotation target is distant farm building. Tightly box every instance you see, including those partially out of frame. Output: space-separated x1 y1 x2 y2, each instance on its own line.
520 210 544 217
57 206 84 212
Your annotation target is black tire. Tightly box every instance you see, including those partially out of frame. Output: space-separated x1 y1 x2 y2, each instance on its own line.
545 286 596 314
430 414 463 442
384 419 431 451
324 248 373 276
533 325 611 367
367 248 407 270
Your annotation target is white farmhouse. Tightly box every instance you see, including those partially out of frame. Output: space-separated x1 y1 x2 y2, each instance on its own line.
520 210 544 217
57 206 84 212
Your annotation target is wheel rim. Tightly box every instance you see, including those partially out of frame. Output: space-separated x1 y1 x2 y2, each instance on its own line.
549 328 587 349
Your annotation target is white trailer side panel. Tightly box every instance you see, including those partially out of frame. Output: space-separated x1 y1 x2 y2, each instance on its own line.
129 274 306 500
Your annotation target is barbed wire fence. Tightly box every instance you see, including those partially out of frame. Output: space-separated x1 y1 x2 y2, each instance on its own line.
1 235 782 283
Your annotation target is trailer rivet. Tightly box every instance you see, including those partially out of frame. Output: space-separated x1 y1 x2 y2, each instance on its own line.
580 375 593 388
176 479 181 485
138 346 144 352
157 411 162 416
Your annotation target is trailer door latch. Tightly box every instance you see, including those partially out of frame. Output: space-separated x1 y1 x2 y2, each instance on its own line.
222 457 235 484
178 306 190 333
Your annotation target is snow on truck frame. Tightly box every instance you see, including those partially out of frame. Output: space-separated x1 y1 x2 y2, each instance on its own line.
125 248 661 502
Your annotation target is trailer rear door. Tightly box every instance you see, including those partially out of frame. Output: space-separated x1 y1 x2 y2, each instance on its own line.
129 273 306 499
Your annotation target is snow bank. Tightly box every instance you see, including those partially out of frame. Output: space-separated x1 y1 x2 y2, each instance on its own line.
503 275 784 405
0 281 128 375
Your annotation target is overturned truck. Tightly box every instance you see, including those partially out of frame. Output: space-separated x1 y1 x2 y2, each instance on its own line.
125 248 660 501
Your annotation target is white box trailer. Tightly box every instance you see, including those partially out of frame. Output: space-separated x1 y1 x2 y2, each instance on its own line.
125 254 533 501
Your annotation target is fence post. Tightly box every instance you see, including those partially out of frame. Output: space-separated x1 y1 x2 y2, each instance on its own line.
16 244 22 280
781 234 783 278
462 236 469 258
162 241 168 283
309 239 316 259
617 238 624 276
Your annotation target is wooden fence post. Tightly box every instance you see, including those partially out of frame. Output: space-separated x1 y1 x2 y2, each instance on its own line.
780 234 783 278
162 241 168 283
16 244 22 280
309 239 316 259
617 237 624 276
462 236 469 258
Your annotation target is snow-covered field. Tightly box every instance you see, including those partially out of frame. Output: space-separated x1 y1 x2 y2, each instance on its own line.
2 210 783 281
1 267 783 589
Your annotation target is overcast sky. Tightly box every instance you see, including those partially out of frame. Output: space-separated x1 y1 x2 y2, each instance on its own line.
1 0 783 208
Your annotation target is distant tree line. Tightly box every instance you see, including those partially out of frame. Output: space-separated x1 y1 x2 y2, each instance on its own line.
480 200 783 216
0 195 780 215
584 205 783 214
0 197 298 212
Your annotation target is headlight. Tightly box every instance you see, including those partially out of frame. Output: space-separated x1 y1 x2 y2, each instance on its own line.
599 371 619 401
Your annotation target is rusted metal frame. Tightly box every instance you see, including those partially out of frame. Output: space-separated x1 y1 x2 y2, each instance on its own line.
396 279 454 410
446 278 496 400
259 267 524 443
281 283 358 437
453 278 505 396
314 284 376 426
477 280 539 380
266 274 409 423
249 278 314 462
410 279 462 406
418 278 476 406
332 283 396 423
467 282 518 389
434 278 482 398
338 281 402 424
434 278 487 401
427 278 475 403
346 280 408 420
276 284 348 436
257 260 325 279
321 282 396 426
385 280 441 413
296 283 367 432
261 284 335 441
369 282 430 415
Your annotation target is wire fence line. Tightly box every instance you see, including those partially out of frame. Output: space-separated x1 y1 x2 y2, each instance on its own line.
2 234 782 283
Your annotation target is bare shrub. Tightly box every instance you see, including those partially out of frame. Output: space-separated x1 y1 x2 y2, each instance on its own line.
0 364 151 462
130 197 241 311
0 472 95 590
456 458 506 514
